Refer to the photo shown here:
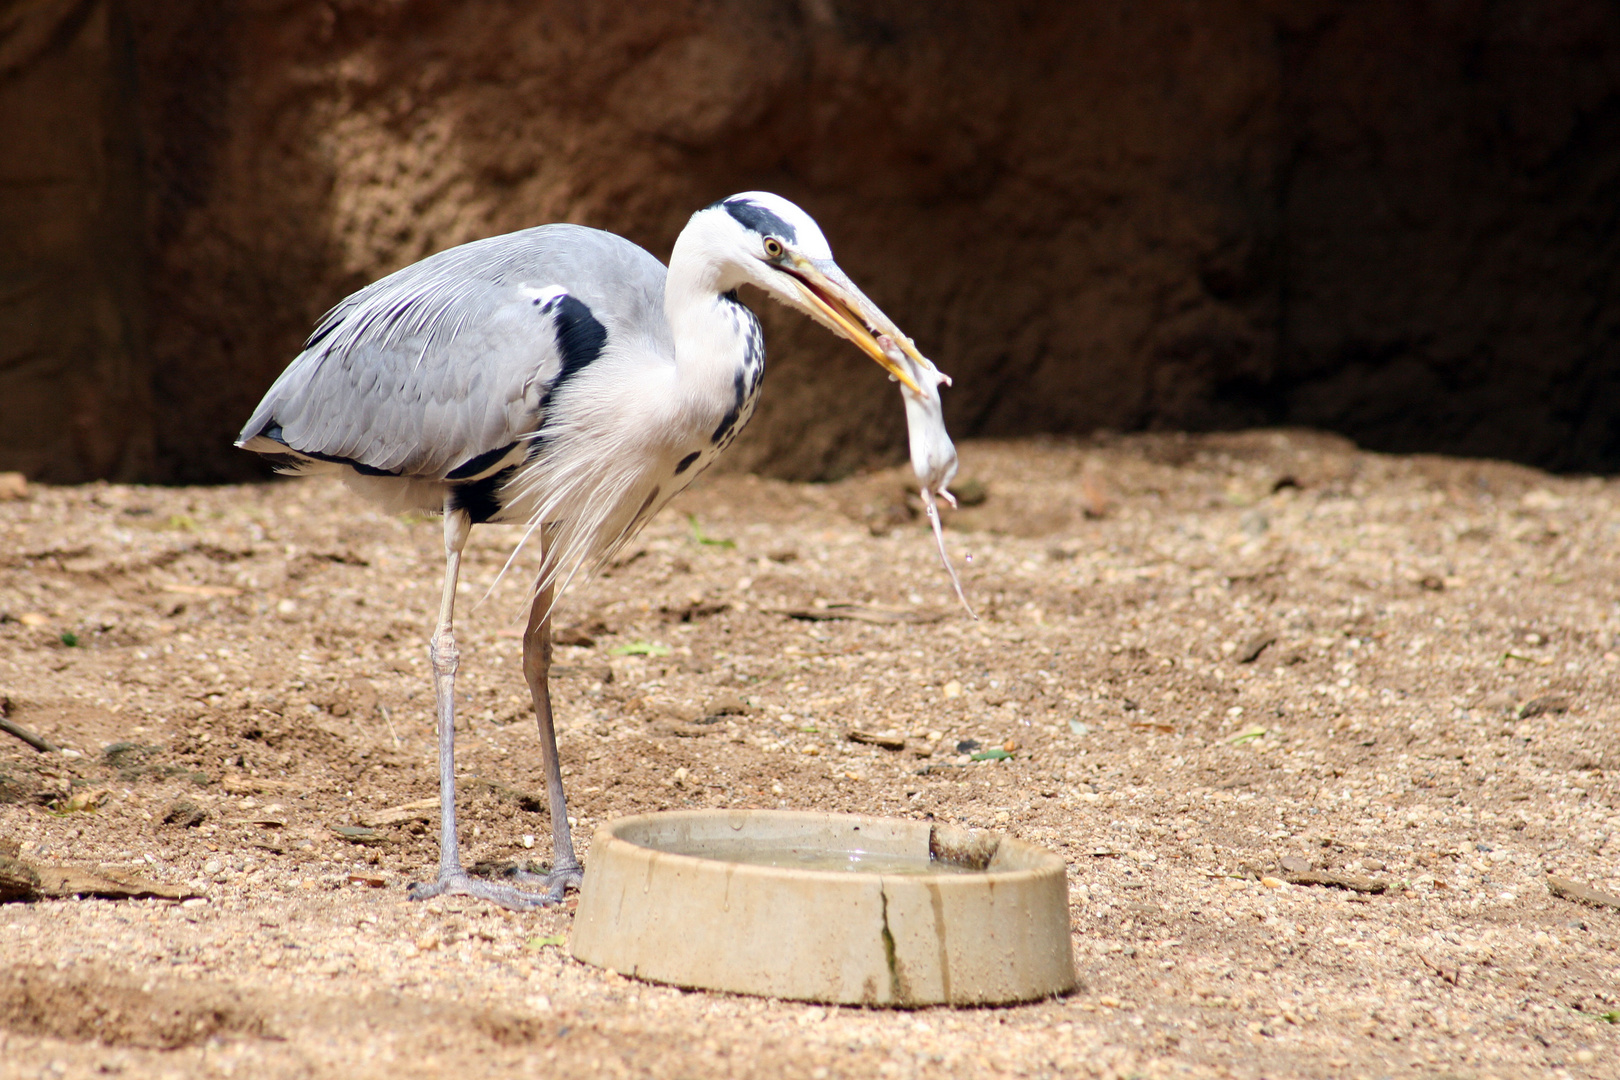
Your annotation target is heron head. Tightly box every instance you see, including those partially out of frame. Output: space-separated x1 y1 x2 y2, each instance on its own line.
693 192 926 392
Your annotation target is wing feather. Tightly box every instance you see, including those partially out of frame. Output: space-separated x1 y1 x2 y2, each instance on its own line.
238 225 669 481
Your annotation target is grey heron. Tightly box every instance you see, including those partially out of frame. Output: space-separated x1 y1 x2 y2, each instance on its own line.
238 193 936 908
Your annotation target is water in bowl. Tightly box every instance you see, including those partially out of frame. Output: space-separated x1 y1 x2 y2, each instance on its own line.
650 838 982 875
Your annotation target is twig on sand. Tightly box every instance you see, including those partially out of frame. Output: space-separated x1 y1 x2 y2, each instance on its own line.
0 713 59 754
380 703 401 749
1547 875 1620 911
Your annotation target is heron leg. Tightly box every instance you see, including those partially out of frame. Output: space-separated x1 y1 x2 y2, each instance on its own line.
507 582 584 901
407 506 549 910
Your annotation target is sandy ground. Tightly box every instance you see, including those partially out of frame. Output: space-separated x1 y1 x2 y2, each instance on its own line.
0 430 1617 1079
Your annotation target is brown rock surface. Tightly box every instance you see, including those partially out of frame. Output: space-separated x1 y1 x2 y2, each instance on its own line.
3 1 1618 482
0 0 152 482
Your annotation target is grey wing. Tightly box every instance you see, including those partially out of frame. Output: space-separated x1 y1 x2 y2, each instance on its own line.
237 225 669 481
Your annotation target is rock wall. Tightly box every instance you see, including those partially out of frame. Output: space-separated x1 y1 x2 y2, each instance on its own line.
1270 0 1620 472
0 0 150 482
3 0 1617 482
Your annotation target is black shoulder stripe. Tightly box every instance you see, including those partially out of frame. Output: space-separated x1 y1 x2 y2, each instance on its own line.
446 441 520 480
674 451 701 475
550 294 608 393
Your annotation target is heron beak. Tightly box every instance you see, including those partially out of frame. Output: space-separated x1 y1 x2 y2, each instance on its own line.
782 257 927 393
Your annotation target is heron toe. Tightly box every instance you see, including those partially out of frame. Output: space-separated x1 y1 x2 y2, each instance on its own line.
509 862 584 904
407 869 560 910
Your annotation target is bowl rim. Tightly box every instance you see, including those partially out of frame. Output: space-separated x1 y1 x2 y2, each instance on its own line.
591 807 1067 889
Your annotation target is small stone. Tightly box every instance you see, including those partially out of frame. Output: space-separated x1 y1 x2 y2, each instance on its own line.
847 729 905 751
1517 695 1569 720
704 690 750 718
941 680 962 699
0 854 41 901
1260 876 1285 889
1279 855 1312 875
1236 633 1277 664
657 700 703 724
0 473 27 500
162 800 206 828
552 625 595 647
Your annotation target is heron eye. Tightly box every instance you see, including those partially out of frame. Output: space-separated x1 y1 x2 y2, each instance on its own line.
763 237 784 259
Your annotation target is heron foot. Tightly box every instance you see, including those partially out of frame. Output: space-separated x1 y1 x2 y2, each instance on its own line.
507 861 584 903
407 868 560 910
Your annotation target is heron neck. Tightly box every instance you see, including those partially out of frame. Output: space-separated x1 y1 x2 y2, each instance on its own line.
662 241 763 453
665 238 750 377
666 284 753 392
